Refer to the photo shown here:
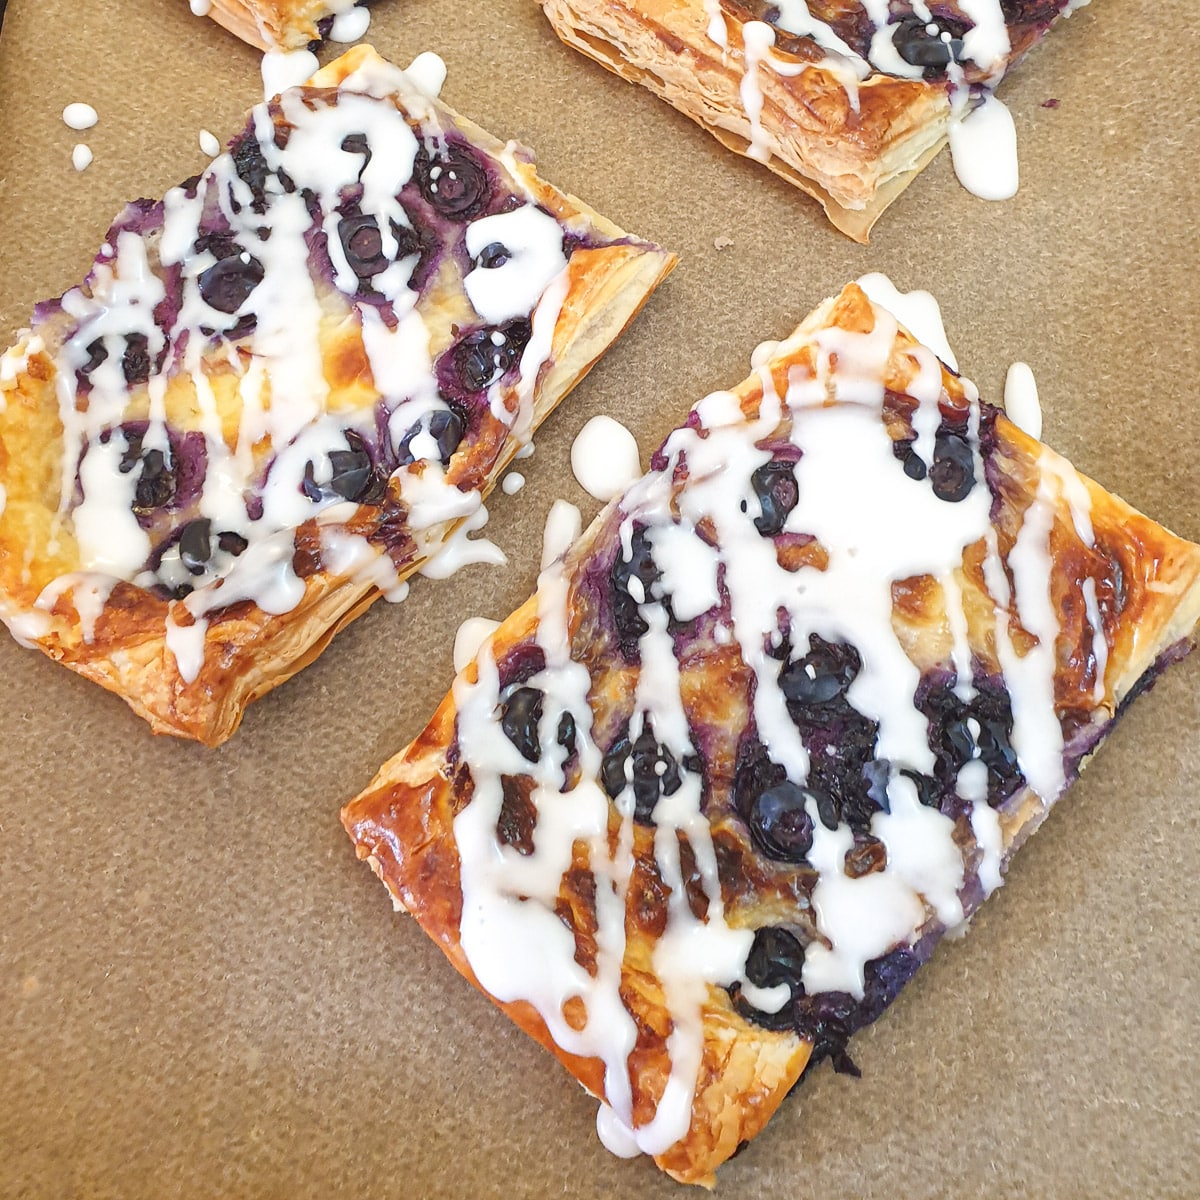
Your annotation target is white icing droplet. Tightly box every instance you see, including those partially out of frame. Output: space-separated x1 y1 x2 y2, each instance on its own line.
189 0 212 14
198 129 221 158
596 1103 643 1159
62 103 98 131
261 49 319 101
71 144 94 172
329 5 371 42
454 617 502 673
949 92 1019 201
404 52 448 98
501 471 525 495
571 415 641 502
1003 361 1042 440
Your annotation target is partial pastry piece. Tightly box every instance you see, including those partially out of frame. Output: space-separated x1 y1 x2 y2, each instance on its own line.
0 44 674 746
343 283 1200 1184
203 0 372 51
538 0 1092 240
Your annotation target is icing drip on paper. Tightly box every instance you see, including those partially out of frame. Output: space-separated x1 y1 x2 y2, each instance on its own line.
1004 360 1042 439
445 289 1105 1163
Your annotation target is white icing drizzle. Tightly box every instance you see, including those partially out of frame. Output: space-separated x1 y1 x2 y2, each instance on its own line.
1004 360 1042 439
261 50 319 101
440 288 1111 1164
198 129 221 159
856 272 959 371
71 145 94 172
501 471 525 495
453 616 501 673
12 52 580 684
62 103 98 131
571 415 642 503
189 0 212 14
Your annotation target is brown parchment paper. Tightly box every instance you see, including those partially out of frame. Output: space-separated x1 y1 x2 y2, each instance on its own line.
1 2 1198 1196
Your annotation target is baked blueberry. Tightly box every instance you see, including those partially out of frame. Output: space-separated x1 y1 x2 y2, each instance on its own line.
178 518 213 575
474 241 510 270
198 251 265 315
414 140 491 219
121 333 153 386
132 448 176 512
750 460 799 537
893 17 967 75
231 135 270 211
779 636 860 707
428 408 465 461
502 686 544 762
327 446 373 501
610 525 661 654
748 780 816 862
930 431 975 502
446 320 532 393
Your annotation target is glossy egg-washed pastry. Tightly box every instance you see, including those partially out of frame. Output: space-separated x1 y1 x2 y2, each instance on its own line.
202 0 371 51
343 283 1200 1184
539 0 1092 240
0 45 674 746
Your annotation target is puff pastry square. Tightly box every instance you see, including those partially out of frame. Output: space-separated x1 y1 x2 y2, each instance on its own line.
539 0 1092 240
203 0 372 51
342 283 1200 1184
0 45 674 745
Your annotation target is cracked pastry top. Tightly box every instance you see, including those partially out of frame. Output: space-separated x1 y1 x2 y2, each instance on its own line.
342 283 1200 1184
538 0 1093 239
0 45 674 745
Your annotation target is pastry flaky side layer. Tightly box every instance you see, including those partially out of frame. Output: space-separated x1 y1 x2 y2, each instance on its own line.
204 0 370 51
343 283 1200 1185
538 0 1092 241
0 44 674 746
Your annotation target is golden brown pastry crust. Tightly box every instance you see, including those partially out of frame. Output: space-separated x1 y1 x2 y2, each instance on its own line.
537 0 1077 241
0 45 675 745
204 0 355 50
342 284 1200 1185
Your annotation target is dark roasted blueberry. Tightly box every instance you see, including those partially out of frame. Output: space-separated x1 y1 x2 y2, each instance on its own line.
557 711 577 755
779 636 860 707
449 320 532 392
601 732 631 799
943 713 977 764
630 724 682 823
338 213 387 279
231 136 270 210
122 334 153 386
893 17 966 74
428 408 465 461
475 241 510 270
217 530 248 556
929 431 975 502
501 686 543 762
80 338 108 377
610 526 660 654
900 441 928 480
133 448 176 512
414 141 491 219
750 460 799 537
901 769 941 809
327 447 373 501
977 716 1019 779
748 780 816 862
745 926 806 993
178 518 213 575
863 758 892 810
198 252 265 315
340 132 371 165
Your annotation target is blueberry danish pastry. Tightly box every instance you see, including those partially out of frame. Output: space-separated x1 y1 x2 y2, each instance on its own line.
342 283 1200 1183
0 45 674 744
539 0 1093 239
